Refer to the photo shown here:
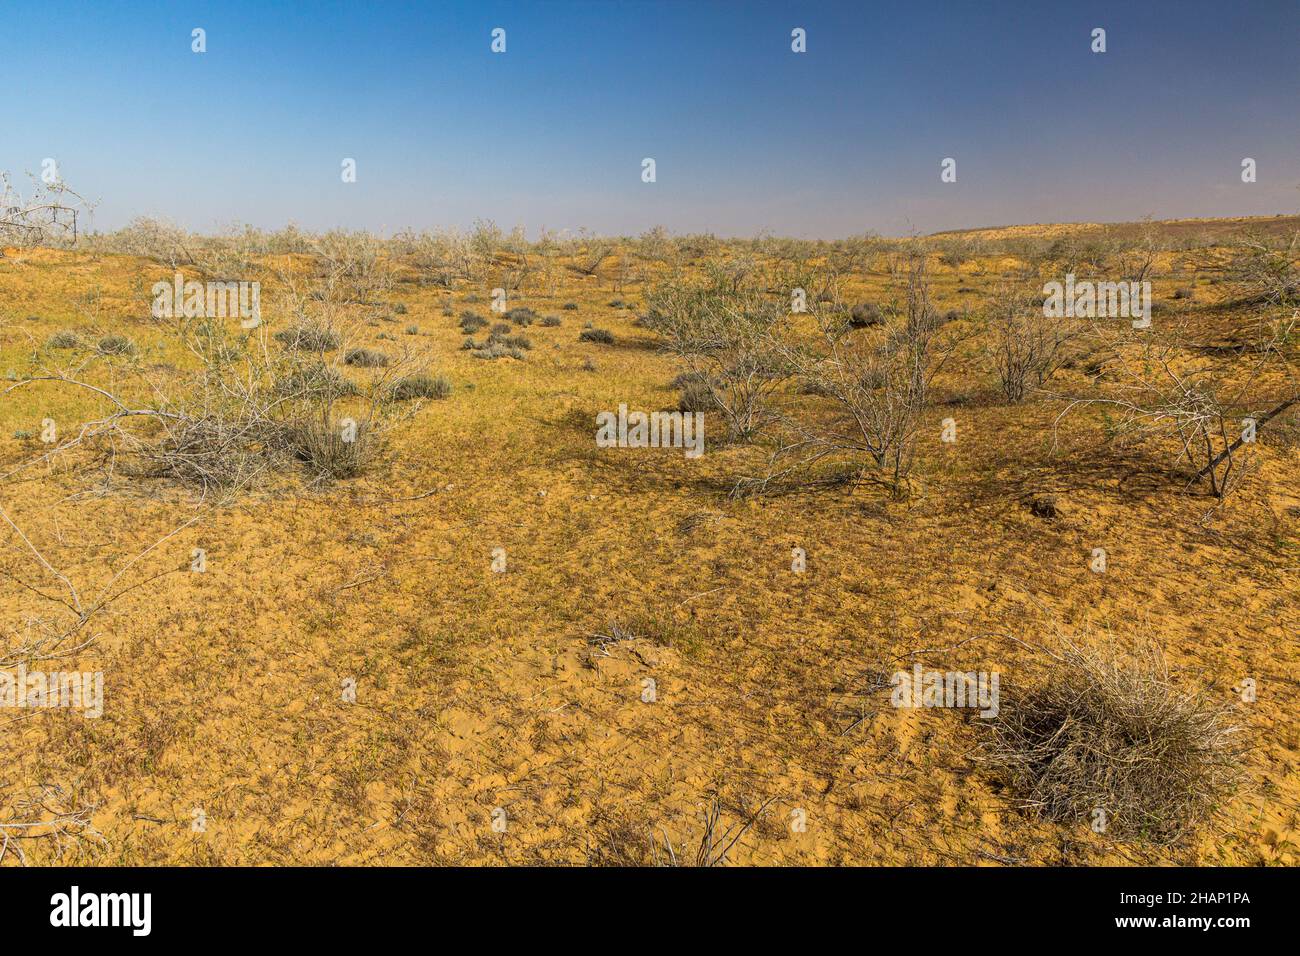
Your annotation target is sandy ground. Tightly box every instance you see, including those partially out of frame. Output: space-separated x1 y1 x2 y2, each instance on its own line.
1 230 1297 865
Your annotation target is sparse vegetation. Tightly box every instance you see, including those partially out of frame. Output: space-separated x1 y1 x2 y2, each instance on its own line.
344 347 390 368
390 373 453 401
96 334 135 355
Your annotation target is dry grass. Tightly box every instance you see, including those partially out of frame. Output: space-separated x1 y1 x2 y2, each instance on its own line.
0 216 1295 866
979 634 1247 844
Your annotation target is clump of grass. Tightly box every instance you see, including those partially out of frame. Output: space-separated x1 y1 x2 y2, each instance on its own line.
404 324 420 335
274 324 340 352
288 416 379 479
390 373 452 401
579 328 615 344
489 331 532 350
97 334 136 355
977 635 1245 844
471 342 525 361
275 361 357 399
541 315 562 327
458 312 487 333
344 347 390 368
588 611 706 659
506 307 536 326
46 330 82 349
678 378 715 413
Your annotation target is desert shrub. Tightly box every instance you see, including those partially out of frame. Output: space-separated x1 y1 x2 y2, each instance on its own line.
46 331 82 349
312 230 393 305
96 216 190 266
645 270 792 443
986 286 1078 402
848 302 884 327
344 347 390 368
541 315 561 327
489 331 532 350
274 324 340 352
491 321 512 335
458 312 487 333
751 256 950 495
579 328 615 344
137 411 276 489
668 370 707 390
390 373 452 401
97 334 135 355
274 361 356 400
1227 234 1299 306
678 378 716 413
288 416 379 479
506 307 536 326
1063 314 1298 499
461 336 479 350
978 636 1244 843
471 342 525 360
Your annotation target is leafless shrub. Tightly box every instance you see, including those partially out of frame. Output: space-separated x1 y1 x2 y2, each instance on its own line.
312 230 393 305
92 216 191 268
0 171 90 249
1227 232 1299 307
1055 313 1298 499
574 238 615 278
0 783 103 865
986 285 1079 402
644 273 790 442
745 256 955 495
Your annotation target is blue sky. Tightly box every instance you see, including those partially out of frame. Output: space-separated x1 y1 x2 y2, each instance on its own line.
3 0 1297 237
